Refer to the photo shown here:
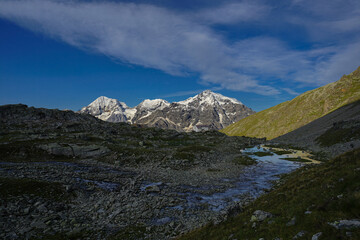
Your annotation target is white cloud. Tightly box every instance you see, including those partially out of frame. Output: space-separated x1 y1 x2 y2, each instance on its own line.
281 88 299 96
161 87 223 98
0 0 279 95
195 1 270 24
0 0 359 97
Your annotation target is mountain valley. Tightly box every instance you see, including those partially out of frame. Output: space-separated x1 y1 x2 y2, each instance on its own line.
1 68 360 240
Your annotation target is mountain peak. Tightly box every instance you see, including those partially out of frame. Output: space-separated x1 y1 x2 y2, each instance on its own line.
178 90 243 106
138 99 170 110
81 91 253 131
89 96 128 109
201 89 213 94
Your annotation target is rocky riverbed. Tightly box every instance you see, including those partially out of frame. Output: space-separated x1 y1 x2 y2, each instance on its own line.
0 104 318 239
0 145 315 240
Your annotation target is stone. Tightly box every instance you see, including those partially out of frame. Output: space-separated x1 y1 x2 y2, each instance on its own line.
286 217 296 226
311 232 322 240
31 220 46 229
329 219 360 229
293 230 307 239
145 185 160 193
37 204 48 213
251 210 273 222
23 207 30 215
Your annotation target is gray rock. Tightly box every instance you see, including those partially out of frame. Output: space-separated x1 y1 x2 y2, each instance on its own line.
31 220 46 229
329 219 360 229
38 143 110 158
251 210 273 222
37 204 48 213
286 216 296 226
311 232 322 240
145 185 161 193
293 230 307 239
23 207 31 215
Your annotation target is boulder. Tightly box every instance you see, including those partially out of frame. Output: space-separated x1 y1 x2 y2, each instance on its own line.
250 210 273 222
38 143 110 158
293 230 307 239
329 219 360 229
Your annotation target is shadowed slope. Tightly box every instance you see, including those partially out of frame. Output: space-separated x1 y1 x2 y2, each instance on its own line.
272 100 360 157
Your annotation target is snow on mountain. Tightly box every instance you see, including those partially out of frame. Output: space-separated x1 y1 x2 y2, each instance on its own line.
137 99 170 111
80 91 255 131
79 96 129 122
178 90 242 106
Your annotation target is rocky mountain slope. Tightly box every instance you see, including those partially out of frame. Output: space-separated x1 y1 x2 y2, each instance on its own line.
80 90 255 131
221 66 360 139
272 100 360 157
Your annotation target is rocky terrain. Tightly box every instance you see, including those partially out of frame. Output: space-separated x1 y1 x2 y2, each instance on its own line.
2 98 359 240
0 104 267 239
80 90 255 132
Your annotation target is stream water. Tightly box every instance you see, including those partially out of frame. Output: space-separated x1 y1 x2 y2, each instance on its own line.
172 146 304 212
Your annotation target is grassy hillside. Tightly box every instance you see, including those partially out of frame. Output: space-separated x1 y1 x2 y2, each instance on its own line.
178 147 360 240
272 100 360 157
221 66 360 139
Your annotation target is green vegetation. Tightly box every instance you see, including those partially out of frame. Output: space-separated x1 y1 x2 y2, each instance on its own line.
264 144 306 151
109 224 147 240
207 168 222 172
173 151 196 161
0 178 70 201
232 155 257 166
252 151 274 157
272 150 293 155
34 231 91 240
0 140 74 163
221 66 360 139
177 145 212 152
280 157 312 163
178 148 360 240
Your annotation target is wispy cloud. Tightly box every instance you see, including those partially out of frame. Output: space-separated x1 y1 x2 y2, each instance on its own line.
195 1 270 24
0 0 280 95
281 88 300 96
0 0 359 96
162 87 223 98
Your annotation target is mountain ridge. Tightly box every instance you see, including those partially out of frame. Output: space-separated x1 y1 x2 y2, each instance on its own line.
80 90 255 132
221 66 360 139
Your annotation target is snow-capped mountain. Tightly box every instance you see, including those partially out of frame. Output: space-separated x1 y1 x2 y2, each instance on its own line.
80 96 129 122
137 99 170 111
80 91 255 131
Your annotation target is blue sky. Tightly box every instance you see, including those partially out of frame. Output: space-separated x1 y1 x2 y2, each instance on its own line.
0 0 359 112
